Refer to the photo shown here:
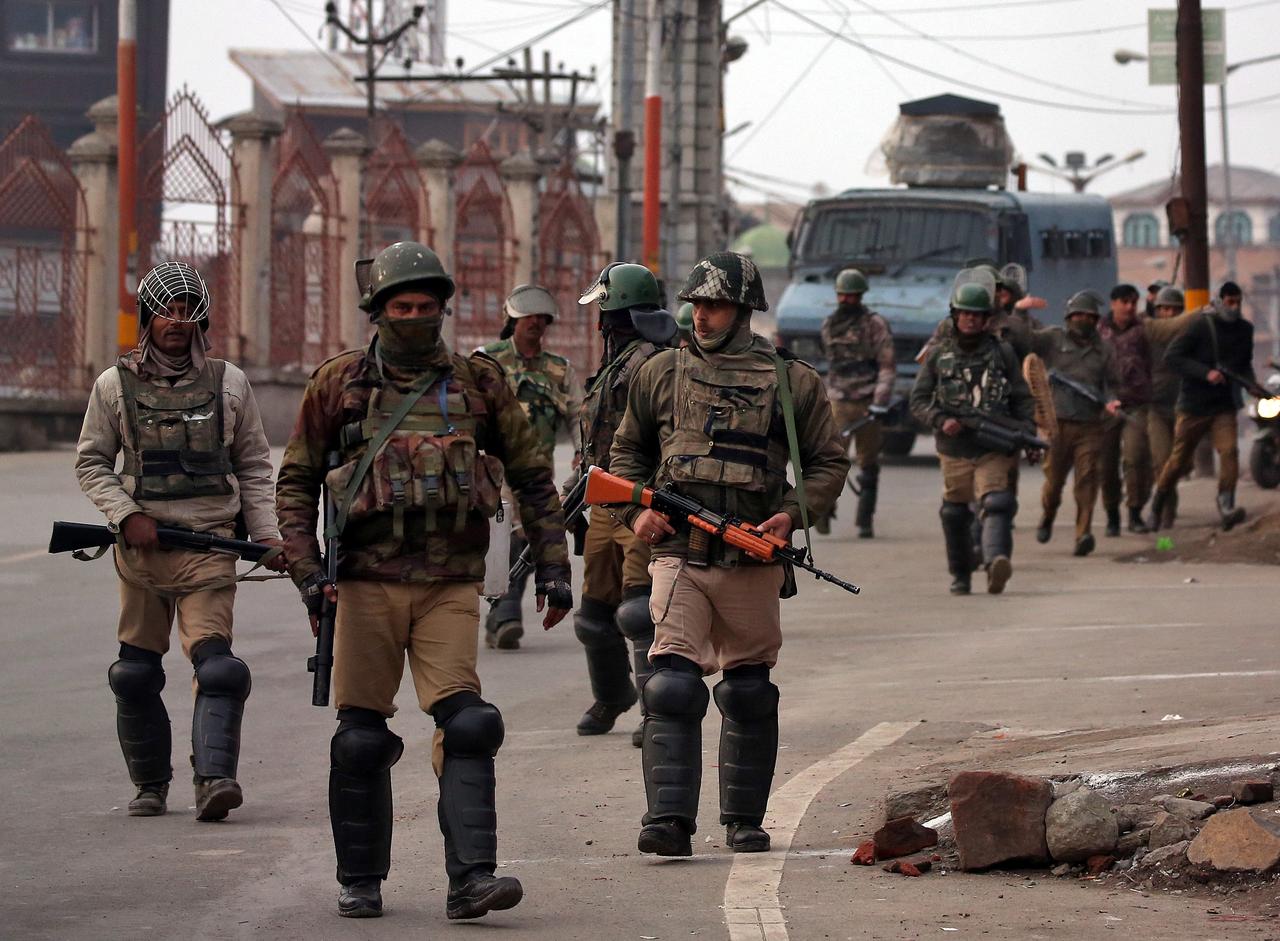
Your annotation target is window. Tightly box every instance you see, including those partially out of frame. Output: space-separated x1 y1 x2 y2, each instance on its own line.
1215 210 1253 247
1122 212 1160 248
801 205 993 267
7 1 98 54
1269 215 1280 245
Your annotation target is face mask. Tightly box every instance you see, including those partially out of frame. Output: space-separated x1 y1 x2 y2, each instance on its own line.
1069 321 1098 340
1216 302 1241 323
836 302 862 317
376 316 443 368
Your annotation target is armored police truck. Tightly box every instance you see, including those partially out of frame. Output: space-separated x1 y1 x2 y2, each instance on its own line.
775 95 1117 455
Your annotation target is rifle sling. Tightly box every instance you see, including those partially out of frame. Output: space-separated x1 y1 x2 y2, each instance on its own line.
772 354 813 564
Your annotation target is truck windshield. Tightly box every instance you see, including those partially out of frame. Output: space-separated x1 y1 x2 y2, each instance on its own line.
802 205 993 268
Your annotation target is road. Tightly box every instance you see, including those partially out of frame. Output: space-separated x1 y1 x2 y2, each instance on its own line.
3 444 1278 941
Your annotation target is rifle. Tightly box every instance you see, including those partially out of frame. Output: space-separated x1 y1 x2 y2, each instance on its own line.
501 471 590 593
941 409 1048 455
307 451 340 708
839 397 906 440
1048 370 1135 422
49 521 274 562
1218 364 1276 401
582 466 860 595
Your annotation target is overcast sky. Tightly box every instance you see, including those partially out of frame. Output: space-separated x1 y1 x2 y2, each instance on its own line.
169 0 1280 204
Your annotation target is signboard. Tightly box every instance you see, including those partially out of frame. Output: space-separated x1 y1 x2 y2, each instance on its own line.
1148 8 1226 85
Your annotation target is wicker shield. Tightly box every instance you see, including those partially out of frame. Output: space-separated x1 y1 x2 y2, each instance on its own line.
1022 352 1057 444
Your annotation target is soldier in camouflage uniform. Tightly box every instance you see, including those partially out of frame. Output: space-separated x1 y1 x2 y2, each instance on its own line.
611 252 848 857
818 268 894 538
275 242 572 921
910 275 1037 595
481 284 582 650
572 263 675 745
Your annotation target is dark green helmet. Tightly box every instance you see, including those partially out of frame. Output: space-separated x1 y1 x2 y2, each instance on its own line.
675 302 694 332
1154 285 1185 310
677 251 768 312
951 282 994 313
357 241 455 316
835 268 869 294
1066 290 1103 317
577 262 662 312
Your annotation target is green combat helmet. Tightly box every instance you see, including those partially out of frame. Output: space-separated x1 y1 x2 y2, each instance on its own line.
835 268 869 295
678 251 769 312
1154 285 1185 311
951 281 994 313
1066 290 1103 317
356 241 455 317
675 302 694 334
578 262 676 345
950 265 996 313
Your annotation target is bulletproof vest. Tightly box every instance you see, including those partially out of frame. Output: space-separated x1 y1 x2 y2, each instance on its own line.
656 348 789 498
118 360 234 501
825 306 880 387
485 341 570 458
580 340 658 471
325 356 505 545
932 337 1013 416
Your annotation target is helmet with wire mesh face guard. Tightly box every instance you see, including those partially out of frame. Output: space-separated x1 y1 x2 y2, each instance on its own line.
137 262 211 331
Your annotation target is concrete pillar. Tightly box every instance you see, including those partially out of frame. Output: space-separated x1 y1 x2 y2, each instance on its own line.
224 112 282 369
500 151 542 287
68 96 120 377
415 139 461 346
322 128 366 350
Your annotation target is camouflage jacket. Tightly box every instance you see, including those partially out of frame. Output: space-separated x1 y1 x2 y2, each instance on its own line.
276 341 569 586
1099 315 1152 408
482 339 582 462
1028 327 1118 422
580 339 663 472
820 304 895 405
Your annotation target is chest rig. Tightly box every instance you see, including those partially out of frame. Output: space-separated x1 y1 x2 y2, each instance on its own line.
325 357 505 545
825 308 879 385
580 340 654 470
933 338 1012 415
118 360 233 501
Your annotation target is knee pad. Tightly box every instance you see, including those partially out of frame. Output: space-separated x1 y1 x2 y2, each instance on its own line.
193 652 251 701
939 501 972 524
642 658 709 720
857 465 881 488
713 664 780 722
108 649 165 702
575 598 623 650
331 710 403 774
439 701 505 758
615 592 654 643
980 489 1017 519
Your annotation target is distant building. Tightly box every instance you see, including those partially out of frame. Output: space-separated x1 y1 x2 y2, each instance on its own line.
0 0 169 145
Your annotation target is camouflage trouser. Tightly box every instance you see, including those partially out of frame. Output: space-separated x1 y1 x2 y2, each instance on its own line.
1155 411 1239 495
1041 419 1103 540
1099 406 1152 511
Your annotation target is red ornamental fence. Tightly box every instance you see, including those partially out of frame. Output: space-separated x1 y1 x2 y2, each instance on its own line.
138 86 240 358
363 119 427 257
0 115 89 398
538 159 604 376
270 111 342 372
452 140 515 354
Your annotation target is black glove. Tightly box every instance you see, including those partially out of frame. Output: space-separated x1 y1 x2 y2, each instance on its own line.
536 579 573 610
299 573 333 618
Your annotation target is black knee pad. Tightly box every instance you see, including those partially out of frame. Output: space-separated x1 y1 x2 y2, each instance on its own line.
574 596 623 650
108 648 165 702
331 709 403 773
940 500 973 524
642 657 709 719
713 664 779 722
981 490 1017 518
193 650 251 701
615 592 654 643
438 700 505 759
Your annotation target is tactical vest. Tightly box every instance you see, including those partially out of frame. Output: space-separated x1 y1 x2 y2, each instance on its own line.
580 340 658 471
485 341 570 457
824 307 880 387
118 360 234 501
932 338 1013 416
657 348 789 494
324 356 505 545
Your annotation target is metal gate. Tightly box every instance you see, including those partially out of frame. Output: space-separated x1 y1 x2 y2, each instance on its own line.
0 116 88 397
138 87 240 358
452 140 514 353
270 111 342 372
362 119 428 256
538 159 603 375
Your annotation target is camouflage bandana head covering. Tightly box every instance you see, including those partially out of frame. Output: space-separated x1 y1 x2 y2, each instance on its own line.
677 251 769 312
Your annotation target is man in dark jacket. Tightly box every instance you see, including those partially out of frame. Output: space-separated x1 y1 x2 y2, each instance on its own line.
1150 282 1256 531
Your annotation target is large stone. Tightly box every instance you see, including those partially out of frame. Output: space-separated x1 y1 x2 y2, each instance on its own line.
1160 797 1216 820
1116 828 1151 856
1148 811 1196 850
1187 808 1280 873
1138 840 1189 869
1045 788 1119 863
1116 803 1161 832
884 782 949 824
874 816 939 860
1230 779 1274 805
949 771 1053 871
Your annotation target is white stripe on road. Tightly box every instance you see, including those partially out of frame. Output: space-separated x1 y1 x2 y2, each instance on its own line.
723 721 917 941
852 622 1203 642
0 549 45 565
864 669 1280 689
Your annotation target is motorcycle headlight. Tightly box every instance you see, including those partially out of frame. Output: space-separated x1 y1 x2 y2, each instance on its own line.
1259 397 1280 420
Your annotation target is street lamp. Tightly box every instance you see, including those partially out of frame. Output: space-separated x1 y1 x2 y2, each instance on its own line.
1115 47 1280 280
1033 150 1146 192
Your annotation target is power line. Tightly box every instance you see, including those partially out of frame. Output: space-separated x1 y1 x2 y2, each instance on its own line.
732 0 1086 16
265 0 355 86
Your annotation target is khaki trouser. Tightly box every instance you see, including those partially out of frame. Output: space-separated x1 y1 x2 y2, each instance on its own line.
581 505 651 605
832 400 883 469
1148 406 1176 483
647 556 786 675
1099 406 1152 511
1041 419 1103 540
115 545 236 660
939 452 1016 504
1155 411 1239 494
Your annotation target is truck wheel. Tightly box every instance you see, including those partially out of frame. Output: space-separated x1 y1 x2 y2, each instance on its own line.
882 430 916 458
1250 438 1280 489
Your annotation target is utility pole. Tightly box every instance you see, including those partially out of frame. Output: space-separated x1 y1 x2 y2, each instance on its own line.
614 0 637 259
641 0 664 273
1177 0 1211 311
325 1 425 138
116 0 137 353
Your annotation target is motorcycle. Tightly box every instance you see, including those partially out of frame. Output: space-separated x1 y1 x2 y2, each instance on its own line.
1247 360 1280 489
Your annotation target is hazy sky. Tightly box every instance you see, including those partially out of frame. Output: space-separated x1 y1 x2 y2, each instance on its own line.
168 0 1280 203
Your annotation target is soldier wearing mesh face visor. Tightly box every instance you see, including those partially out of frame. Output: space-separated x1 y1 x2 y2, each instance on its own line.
74 261 285 823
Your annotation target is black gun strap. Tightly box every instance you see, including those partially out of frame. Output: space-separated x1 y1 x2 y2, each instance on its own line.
773 354 813 564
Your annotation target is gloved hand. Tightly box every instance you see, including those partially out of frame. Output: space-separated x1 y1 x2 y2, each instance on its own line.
300 573 337 637
535 579 573 630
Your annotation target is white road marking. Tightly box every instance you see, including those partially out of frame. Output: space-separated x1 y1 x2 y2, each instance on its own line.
722 721 917 941
864 669 1280 689
0 549 46 565
853 622 1202 642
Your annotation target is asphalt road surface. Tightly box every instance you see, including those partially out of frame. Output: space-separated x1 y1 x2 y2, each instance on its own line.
3 444 1278 941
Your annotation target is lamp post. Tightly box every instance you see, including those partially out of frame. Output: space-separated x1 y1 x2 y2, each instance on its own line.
1033 150 1146 192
